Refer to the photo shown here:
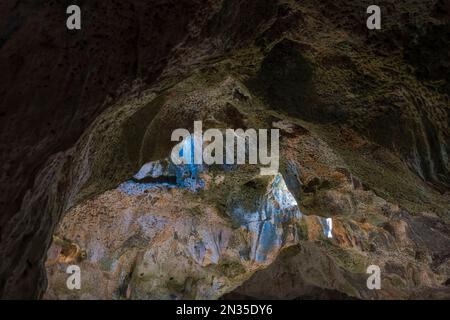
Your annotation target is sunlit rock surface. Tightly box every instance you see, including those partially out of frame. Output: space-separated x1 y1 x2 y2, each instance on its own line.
45 169 325 299
228 174 302 262
44 119 337 299
42 72 449 300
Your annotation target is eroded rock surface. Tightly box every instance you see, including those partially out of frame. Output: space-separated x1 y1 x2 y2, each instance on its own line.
1 0 449 299
45 172 311 299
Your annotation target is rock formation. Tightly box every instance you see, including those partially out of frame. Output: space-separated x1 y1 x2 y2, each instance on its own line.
0 0 449 299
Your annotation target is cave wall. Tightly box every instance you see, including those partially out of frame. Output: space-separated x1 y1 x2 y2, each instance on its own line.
0 0 449 299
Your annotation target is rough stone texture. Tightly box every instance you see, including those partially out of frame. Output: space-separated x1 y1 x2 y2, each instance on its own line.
45 173 308 299
0 0 449 299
